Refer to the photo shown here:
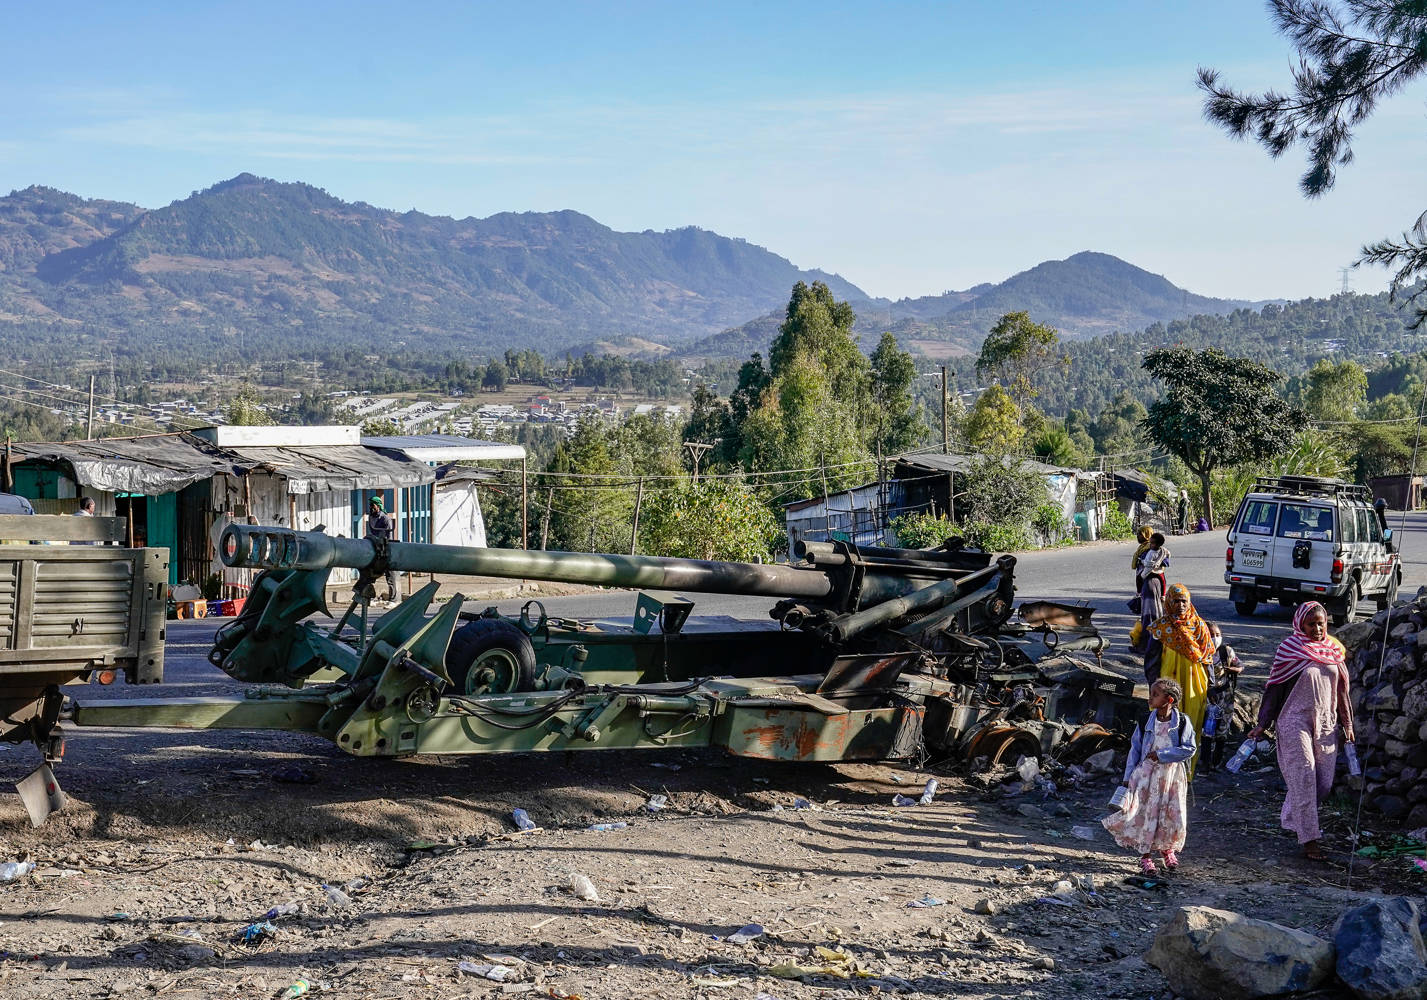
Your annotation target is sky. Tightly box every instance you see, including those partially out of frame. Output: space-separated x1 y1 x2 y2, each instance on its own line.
2 1 1422 302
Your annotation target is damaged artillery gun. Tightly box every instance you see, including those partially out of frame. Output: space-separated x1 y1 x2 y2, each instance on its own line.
75 525 1133 771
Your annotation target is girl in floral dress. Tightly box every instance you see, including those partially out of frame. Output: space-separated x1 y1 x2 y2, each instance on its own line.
1103 677 1198 874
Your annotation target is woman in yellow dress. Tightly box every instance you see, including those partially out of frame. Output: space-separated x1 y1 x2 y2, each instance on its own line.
1130 583 1214 776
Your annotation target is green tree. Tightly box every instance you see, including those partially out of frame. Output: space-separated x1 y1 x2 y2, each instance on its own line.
637 478 780 561
1030 424 1085 467
963 385 1024 454
1089 390 1147 458
974 311 1068 405
543 418 630 552
360 417 401 436
1198 1 1427 323
225 384 269 425
1302 359 1367 422
868 332 927 456
1141 347 1307 524
482 359 509 392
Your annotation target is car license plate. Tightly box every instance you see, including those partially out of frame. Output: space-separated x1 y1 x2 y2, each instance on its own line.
1241 549 1265 569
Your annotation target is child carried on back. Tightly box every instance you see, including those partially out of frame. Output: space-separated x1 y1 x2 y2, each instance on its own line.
1102 676 1197 874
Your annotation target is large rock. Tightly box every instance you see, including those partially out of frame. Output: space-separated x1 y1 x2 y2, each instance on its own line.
1335 897 1427 1000
1145 906 1335 1000
1401 682 1427 722
1368 683 1402 713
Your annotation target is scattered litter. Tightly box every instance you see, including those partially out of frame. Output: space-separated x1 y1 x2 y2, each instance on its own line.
892 794 918 807
407 839 440 851
322 883 351 907
919 778 938 805
1108 786 1129 810
261 903 300 921
1048 879 1076 898
889 773 905 784
646 794 668 812
279 981 310 1000
1085 749 1116 773
511 808 538 832
235 920 278 946
527 916 560 931
0 861 34 882
1414 858 1427 873
458 961 514 982
568 872 600 902
588 822 628 831
1016 756 1040 783
691 975 745 987
905 895 945 908
1122 875 1169 891
1070 825 1098 841
726 922 764 944
793 797 811 810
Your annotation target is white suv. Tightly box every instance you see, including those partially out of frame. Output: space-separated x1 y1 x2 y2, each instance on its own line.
1224 476 1400 625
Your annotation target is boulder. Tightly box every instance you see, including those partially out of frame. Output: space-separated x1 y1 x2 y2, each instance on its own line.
1401 682 1427 722
1367 683 1402 713
1391 623 1418 640
1339 620 1382 649
1409 742 1427 770
1145 906 1334 1000
1385 739 1412 760
1335 897 1427 1000
1375 794 1409 819
1386 715 1418 742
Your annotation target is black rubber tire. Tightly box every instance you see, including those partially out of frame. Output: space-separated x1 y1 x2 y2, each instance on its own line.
1331 582 1360 627
1234 597 1258 617
444 619 537 695
1377 572 1400 611
1277 596 1296 610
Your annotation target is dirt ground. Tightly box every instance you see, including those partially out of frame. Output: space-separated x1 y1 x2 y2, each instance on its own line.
0 711 1418 1000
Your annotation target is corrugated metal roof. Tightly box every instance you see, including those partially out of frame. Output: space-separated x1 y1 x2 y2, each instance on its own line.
226 445 433 495
362 434 526 463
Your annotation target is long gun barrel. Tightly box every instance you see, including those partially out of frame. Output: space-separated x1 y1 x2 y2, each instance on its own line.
219 525 967 609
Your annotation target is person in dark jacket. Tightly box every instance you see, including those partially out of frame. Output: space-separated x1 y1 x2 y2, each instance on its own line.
364 495 398 602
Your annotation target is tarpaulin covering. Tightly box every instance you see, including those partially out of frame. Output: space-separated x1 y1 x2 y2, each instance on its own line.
224 446 434 495
11 433 236 494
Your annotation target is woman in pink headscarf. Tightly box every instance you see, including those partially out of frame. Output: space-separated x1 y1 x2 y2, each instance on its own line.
1248 601 1355 861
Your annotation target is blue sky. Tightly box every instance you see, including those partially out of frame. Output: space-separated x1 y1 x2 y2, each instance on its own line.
2 1 1421 301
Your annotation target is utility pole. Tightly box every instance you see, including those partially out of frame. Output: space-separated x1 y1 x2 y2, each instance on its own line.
540 488 553 550
630 477 645 555
940 365 949 455
87 375 96 440
684 441 713 483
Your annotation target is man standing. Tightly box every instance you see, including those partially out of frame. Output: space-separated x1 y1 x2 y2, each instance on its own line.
72 496 96 545
1176 489 1190 535
364 495 399 602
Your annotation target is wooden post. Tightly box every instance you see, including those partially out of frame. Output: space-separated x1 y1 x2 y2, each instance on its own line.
820 459 832 540
2 435 11 494
630 477 645 555
87 375 96 440
940 365 949 455
540 488 553 550
520 457 528 550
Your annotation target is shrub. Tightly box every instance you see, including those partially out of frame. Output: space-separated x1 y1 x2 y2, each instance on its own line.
1031 502 1070 545
1101 503 1134 541
890 512 962 549
962 519 1031 552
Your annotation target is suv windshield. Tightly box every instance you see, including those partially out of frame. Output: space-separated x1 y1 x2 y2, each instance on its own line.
1278 503 1334 541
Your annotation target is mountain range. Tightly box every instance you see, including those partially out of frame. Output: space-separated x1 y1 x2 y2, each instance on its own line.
0 174 1262 363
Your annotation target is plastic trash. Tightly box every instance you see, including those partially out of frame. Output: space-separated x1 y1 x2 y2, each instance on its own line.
322 883 351 907
0 861 34 882
588 822 628 831
1225 737 1257 773
1202 703 1220 737
1108 785 1129 810
919 778 938 805
511 808 537 832
236 920 278 945
458 961 513 981
1345 742 1361 777
727 922 764 944
568 872 600 902
262 902 300 921
793 797 811 810
1016 757 1040 783
892 794 918 807
280 982 310 1000
646 794 668 812
905 895 945 908
1070 825 1098 841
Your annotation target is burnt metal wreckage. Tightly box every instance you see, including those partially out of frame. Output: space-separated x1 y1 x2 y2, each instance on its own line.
3 519 1141 822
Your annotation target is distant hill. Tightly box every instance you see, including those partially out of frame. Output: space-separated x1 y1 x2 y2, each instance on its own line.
0 175 1263 368
684 251 1259 362
0 174 869 360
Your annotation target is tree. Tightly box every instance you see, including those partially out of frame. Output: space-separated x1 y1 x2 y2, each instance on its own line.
1141 347 1308 524
637 479 780 561
963 385 1024 454
225 384 269 426
1198 2 1427 323
974 311 1068 405
482 359 509 392
868 332 927 457
1302 358 1367 422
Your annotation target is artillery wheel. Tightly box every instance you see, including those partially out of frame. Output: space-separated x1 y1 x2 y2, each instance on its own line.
445 619 537 696
1053 723 1121 766
962 722 1041 771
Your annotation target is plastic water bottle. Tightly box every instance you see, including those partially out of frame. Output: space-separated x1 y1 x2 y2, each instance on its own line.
1345 742 1361 777
588 822 628 831
1203 704 1220 737
0 861 34 882
279 981 310 999
919 778 938 805
511 808 537 832
1225 737 1257 773
262 902 300 921
568 872 600 902
322 883 351 907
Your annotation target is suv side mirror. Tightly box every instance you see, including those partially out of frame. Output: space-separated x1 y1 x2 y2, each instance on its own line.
1384 528 1395 552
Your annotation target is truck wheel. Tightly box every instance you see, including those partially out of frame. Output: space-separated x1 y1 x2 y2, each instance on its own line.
1331 583 1361 627
1234 596 1258 616
445 619 537 696
1377 572 1400 611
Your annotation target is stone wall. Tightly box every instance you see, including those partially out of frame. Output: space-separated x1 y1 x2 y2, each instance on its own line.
1342 597 1427 828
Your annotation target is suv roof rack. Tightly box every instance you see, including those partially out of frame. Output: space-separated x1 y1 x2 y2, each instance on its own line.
1252 476 1370 502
